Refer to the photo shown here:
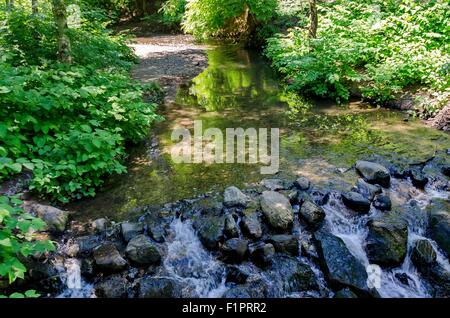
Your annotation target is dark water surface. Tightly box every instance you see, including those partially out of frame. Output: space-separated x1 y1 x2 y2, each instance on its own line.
69 45 450 221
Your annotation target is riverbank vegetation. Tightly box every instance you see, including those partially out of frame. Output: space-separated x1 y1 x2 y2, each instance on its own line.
0 1 162 203
0 0 449 298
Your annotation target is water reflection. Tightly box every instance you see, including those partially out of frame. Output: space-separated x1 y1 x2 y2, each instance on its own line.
69 45 450 221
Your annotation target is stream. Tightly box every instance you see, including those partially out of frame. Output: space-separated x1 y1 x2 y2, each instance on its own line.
58 43 450 298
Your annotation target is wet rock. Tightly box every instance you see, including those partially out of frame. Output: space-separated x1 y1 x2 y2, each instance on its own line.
341 191 371 213
22 258 63 292
372 194 392 211
28 203 69 234
240 212 262 240
411 239 437 272
441 164 450 177
76 235 101 255
365 214 408 267
410 169 429 188
224 214 239 238
427 199 450 257
300 236 319 259
194 215 225 250
138 277 181 298
261 178 285 191
355 178 382 201
125 234 161 266
223 186 250 208
280 189 299 204
356 160 390 187
299 200 326 229
268 234 299 256
226 266 249 284
121 222 144 243
294 176 311 191
260 191 294 231
310 190 330 206
92 218 108 234
270 255 319 294
249 242 275 268
80 258 95 278
143 213 169 243
95 275 127 298
222 279 268 298
221 238 249 263
314 230 371 296
147 223 167 243
334 288 358 298
395 273 412 286
93 243 127 272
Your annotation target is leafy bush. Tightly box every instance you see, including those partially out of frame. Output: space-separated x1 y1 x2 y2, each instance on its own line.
0 195 55 297
265 0 450 104
159 0 187 27
0 6 163 202
182 0 278 40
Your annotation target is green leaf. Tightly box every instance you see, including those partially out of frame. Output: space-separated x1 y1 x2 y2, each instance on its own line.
0 86 11 94
0 238 12 247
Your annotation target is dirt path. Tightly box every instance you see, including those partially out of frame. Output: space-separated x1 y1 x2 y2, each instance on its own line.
129 34 209 103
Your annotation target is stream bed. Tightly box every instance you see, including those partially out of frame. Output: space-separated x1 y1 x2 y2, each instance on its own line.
54 44 450 298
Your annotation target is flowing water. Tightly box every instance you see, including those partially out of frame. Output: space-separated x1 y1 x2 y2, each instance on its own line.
61 44 450 298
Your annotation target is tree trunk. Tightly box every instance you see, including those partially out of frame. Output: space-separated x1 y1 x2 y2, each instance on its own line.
51 0 72 63
308 0 318 38
32 0 38 15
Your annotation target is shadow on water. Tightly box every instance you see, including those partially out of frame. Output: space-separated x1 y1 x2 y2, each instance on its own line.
69 45 450 221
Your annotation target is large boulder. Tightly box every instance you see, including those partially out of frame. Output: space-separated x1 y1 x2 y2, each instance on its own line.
365 214 408 267
314 230 371 296
223 186 250 208
356 161 391 187
299 200 326 229
120 222 144 243
427 199 450 257
95 275 127 298
93 243 127 272
138 277 181 298
125 234 161 266
260 191 294 231
221 238 249 263
268 234 299 256
194 215 225 250
268 255 319 294
341 192 371 214
240 212 262 239
27 203 69 234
